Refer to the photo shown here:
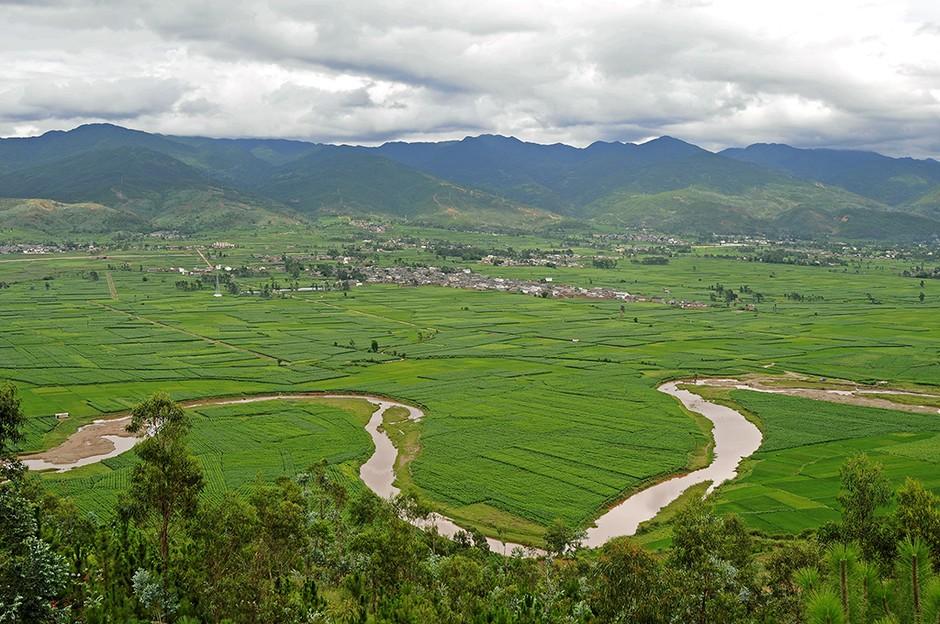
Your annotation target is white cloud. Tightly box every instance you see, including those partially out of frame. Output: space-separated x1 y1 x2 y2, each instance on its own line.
0 0 939 156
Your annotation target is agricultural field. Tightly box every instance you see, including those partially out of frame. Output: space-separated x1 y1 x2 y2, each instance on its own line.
3 224 939 545
44 398 376 519
710 390 940 534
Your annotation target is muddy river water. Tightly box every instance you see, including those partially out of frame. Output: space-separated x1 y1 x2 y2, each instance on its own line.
21 381 775 551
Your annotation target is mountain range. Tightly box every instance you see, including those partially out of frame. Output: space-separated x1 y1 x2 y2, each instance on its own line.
1 123 939 241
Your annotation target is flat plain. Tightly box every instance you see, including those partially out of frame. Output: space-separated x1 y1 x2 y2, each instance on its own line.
4 224 938 544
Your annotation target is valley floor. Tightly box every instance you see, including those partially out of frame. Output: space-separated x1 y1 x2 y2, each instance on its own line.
3 224 938 544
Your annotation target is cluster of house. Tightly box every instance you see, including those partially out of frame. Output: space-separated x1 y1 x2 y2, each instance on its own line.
478 253 581 267
364 265 711 308
348 219 388 233
0 243 98 255
361 265 642 302
590 232 687 245
154 264 233 277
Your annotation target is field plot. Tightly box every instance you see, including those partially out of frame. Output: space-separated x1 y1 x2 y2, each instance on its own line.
713 390 940 533
42 398 376 518
3 240 940 543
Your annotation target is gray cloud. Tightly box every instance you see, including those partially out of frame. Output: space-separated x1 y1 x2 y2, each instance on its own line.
11 78 188 121
1 0 939 157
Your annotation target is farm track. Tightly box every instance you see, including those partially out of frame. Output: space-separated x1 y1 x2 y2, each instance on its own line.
699 376 940 415
21 378 940 551
195 247 214 269
105 271 117 299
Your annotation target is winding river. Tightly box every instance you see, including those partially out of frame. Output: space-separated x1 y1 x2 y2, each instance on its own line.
584 381 762 545
23 381 765 551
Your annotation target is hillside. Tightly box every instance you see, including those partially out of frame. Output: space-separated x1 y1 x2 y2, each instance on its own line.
256 147 558 227
721 143 940 207
0 198 147 234
0 145 303 233
373 134 715 212
1 124 939 240
376 135 936 239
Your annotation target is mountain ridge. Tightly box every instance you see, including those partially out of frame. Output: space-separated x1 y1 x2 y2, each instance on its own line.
1 124 939 240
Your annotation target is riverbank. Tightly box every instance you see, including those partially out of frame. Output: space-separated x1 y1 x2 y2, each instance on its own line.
22 376 937 550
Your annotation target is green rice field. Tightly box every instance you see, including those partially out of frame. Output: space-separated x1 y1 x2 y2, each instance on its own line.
713 391 940 534
3 225 939 544
44 398 376 519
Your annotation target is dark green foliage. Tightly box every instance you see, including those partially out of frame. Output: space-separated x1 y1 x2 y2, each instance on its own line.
589 537 667 622
0 481 70 623
894 478 940 566
126 392 188 437
0 389 69 623
838 454 893 563
10 446 940 623
668 499 760 624
543 518 585 556
122 394 203 593
0 382 25 457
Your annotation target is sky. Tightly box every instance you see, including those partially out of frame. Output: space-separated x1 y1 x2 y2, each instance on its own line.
2 0 940 156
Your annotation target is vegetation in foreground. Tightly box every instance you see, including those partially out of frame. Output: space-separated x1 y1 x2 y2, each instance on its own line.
3 385 940 623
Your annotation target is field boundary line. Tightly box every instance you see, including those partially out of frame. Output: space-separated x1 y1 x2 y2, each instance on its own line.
89 301 281 364
105 271 118 300
300 295 431 331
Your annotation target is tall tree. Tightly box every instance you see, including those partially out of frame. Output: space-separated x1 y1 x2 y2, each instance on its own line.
589 537 665 622
122 394 203 598
669 498 758 624
126 392 188 438
894 477 940 566
838 453 892 562
0 382 69 623
543 518 585 557
0 382 26 474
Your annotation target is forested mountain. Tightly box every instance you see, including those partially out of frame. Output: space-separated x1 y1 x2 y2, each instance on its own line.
1 123 939 240
722 143 940 211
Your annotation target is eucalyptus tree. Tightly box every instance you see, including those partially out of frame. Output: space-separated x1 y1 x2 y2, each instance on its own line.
838 454 893 563
122 393 203 603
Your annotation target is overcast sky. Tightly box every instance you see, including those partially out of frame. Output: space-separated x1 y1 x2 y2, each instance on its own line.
2 0 940 156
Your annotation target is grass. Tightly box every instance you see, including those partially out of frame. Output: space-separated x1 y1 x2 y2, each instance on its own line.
380 405 421 494
3 224 939 542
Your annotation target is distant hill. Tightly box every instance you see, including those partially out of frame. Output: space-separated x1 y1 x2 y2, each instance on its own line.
0 144 301 233
374 134 937 240
255 146 560 227
1 123 939 240
372 134 714 212
0 146 207 206
721 143 940 207
0 198 147 233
